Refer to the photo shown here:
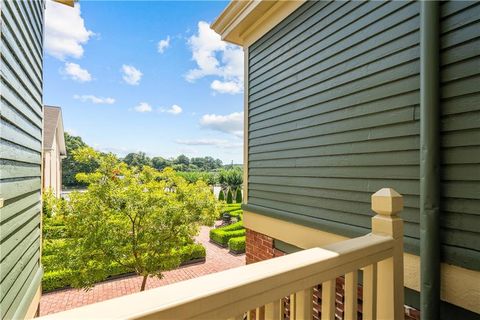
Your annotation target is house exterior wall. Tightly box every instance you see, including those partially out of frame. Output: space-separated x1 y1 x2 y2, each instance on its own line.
43 131 63 197
243 0 479 272
241 0 479 317
0 0 44 319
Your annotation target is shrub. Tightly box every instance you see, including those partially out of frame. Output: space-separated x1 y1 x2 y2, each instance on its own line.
228 236 246 253
235 188 242 203
43 225 67 239
178 243 206 262
43 239 67 256
218 221 243 232
42 270 72 292
218 190 225 201
210 229 246 246
42 243 207 292
229 209 243 221
226 189 233 204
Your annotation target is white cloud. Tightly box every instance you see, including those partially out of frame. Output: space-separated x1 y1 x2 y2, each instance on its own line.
74 94 115 104
122 65 143 85
45 0 93 60
186 21 243 94
63 62 92 82
211 80 242 94
157 36 170 54
161 104 182 115
199 112 244 137
176 138 242 148
134 102 152 113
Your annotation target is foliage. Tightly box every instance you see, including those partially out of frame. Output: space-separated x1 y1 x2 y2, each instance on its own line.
228 236 246 253
215 221 243 232
226 189 233 204
235 188 242 204
229 209 243 221
41 244 206 292
176 171 217 186
57 148 221 291
62 133 99 188
123 152 152 168
209 229 246 246
43 225 67 239
218 190 225 201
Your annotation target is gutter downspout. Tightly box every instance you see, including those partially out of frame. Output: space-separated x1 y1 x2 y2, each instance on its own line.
420 1 441 319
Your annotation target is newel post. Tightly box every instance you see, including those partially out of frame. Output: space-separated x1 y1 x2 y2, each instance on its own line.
371 188 404 320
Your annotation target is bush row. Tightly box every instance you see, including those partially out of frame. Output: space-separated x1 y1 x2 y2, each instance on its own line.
209 229 246 247
228 236 245 253
42 243 206 292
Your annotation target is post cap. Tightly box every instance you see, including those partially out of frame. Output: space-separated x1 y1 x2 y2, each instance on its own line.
371 188 403 216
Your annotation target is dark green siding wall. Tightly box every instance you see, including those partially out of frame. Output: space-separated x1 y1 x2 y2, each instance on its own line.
439 2 480 269
246 1 479 270
0 0 44 319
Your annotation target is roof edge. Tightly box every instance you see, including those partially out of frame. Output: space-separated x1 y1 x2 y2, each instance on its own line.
211 0 306 47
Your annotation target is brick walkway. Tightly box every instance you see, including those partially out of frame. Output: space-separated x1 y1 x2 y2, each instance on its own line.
39 225 245 316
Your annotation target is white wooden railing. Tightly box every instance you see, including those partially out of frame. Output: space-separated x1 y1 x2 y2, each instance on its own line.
38 188 404 320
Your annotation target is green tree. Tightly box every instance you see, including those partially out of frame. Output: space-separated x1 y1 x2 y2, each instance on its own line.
218 190 225 201
62 133 99 188
235 188 243 204
221 168 243 192
152 157 171 170
122 152 152 168
175 154 190 166
226 189 233 204
61 148 221 291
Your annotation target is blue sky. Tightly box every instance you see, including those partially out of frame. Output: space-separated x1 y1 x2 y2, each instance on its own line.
43 0 244 164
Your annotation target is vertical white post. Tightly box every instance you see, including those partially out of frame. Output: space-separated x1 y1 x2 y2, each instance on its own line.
321 280 335 320
344 272 358 320
371 188 404 320
295 288 313 319
362 264 377 320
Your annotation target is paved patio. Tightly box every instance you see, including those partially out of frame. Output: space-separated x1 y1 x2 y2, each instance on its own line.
39 225 245 316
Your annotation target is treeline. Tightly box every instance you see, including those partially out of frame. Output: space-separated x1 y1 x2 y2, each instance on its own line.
122 152 223 172
62 133 239 188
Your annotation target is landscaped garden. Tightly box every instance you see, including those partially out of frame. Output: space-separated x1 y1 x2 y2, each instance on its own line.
209 203 246 254
42 144 246 293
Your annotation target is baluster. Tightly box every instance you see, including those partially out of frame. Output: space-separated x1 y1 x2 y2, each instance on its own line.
256 306 265 320
265 299 282 320
345 272 358 320
371 188 404 320
321 280 335 320
363 264 378 320
289 293 296 320
295 288 313 319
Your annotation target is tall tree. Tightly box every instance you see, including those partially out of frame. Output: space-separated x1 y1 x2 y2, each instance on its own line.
122 152 153 168
62 133 98 188
61 148 221 291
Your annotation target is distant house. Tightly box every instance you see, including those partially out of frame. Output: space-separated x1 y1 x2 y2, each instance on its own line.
43 106 67 197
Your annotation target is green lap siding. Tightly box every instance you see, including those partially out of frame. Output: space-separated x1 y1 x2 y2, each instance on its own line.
0 1 44 319
246 1 480 270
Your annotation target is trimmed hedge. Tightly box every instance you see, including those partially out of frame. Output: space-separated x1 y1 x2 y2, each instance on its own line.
218 190 225 201
228 236 245 253
209 229 246 247
42 243 207 292
229 209 243 220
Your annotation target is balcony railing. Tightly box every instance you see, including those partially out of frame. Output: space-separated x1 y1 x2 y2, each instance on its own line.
38 188 404 320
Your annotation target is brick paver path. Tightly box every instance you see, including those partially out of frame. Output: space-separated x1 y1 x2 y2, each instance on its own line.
39 225 245 316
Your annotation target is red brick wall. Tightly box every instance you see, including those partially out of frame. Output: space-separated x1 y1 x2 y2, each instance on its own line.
245 228 421 320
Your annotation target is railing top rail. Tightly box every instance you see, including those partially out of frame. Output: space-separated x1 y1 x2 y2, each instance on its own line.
38 233 394 320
